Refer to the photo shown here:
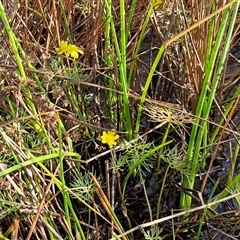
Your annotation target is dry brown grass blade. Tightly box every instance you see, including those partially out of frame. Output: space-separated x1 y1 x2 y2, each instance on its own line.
12 219 19 240
25 166 59 240
90 172 127 240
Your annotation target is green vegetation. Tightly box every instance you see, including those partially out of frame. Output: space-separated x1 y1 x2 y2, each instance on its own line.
0 0 239 239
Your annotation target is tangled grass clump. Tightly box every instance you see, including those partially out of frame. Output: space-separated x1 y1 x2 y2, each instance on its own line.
0 0 240 239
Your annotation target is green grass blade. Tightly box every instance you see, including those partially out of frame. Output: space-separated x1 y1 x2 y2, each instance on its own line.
122 140 172 195
181 1 239 209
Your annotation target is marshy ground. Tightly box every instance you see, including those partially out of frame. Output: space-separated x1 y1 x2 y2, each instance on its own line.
0 0 240 239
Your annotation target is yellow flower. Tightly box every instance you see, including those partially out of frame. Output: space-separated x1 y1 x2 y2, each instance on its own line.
66 44 84 59
153 0 166 10
56 40 69 55
100 131 119 149
56 40 84 59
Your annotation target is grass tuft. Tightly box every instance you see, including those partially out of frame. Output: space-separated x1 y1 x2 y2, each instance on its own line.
0 0 239 239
